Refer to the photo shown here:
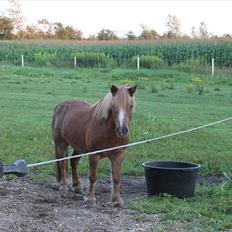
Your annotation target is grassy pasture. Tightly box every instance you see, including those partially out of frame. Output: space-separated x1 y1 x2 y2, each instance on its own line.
0 64 231 230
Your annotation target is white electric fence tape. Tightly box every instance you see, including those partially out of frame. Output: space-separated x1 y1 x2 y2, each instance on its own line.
27 116 232 168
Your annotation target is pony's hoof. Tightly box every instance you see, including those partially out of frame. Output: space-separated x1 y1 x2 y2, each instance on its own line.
59 186 68 197
112 198 124 208
71 185 83 194
59 185 68 197
84 199 96 208
84 196 96 208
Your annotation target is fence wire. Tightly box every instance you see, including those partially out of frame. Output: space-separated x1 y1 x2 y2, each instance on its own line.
27 116 232 168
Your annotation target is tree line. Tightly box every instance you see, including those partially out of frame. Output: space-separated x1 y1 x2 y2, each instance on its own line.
0 0 231 40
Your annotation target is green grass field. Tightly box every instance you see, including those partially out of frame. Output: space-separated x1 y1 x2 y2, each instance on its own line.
0 64 231 230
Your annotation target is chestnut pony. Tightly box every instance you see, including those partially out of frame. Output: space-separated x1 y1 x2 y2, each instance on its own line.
52 85 137 207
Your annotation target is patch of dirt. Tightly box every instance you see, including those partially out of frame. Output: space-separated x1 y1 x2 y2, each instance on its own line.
0 176 158 232
0 175 224 232
197 174 226 187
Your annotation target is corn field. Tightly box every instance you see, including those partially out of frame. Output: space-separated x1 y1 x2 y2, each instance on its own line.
0 40 232 68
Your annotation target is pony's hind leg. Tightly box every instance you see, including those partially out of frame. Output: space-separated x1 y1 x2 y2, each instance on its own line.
70 150 82 194
55 143 68 195
84 155 100 207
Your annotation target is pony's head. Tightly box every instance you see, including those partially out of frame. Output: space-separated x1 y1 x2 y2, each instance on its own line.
111 85 137 137
95 85 137 138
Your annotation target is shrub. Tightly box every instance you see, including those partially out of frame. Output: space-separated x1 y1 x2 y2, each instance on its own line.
34 52 57 66
214 87 221 91
151 83 159 93
80 84 87 93
106 75 112 88
72 52 114 68
138 84 145 90
196 84 204 95
186 84 194 93
173 58 209 74
131 55 165 69
167 83 174 90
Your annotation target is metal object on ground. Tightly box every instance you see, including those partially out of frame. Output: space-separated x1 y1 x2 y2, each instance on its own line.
0 160 27 178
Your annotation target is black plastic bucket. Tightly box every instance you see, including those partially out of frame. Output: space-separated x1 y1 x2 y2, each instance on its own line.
143 161 201 198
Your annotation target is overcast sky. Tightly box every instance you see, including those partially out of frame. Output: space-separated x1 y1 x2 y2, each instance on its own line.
0 0 232 37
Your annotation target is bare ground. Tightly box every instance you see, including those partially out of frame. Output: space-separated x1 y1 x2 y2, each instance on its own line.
0 175 225 232
0 175 159 232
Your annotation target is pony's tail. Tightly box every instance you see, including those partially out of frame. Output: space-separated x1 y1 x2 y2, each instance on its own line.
52 103 68 182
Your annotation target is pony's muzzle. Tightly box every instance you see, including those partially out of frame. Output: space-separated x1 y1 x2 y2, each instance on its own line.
116 127 128 137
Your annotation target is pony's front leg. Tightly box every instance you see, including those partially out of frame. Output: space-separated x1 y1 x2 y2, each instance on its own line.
84 156 99 207
110 152 125 207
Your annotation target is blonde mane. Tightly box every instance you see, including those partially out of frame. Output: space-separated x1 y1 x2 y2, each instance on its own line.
94 87 136 121
94 92 114 120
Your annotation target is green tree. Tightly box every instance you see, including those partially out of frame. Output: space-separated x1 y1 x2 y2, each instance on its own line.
88 34 97 40
0 16 14 39
37 19 53 39
126 30 137 40
222 34 232 39
36 19 82 40
165 14 181 38
53 22 82 40
18 25 44 39
139 25 160 40
97 29 119 40
191 26 197 39
8 0 24 36
199 21 209 39
162 31 179 39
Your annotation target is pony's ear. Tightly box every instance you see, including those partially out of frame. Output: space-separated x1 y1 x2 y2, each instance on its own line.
111 85 118 97
128 85 137 97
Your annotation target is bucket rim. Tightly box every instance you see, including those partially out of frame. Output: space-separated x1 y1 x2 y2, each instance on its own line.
142 160 201 171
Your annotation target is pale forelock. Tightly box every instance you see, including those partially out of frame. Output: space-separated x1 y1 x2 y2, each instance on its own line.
94 87 136 120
